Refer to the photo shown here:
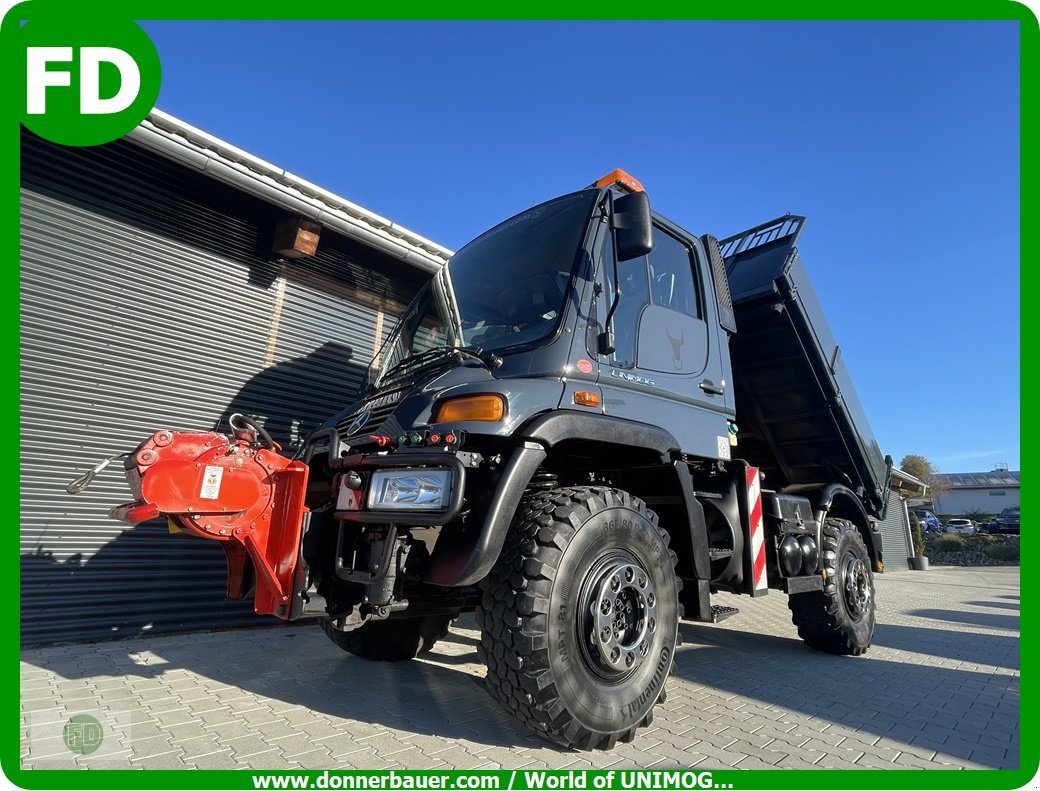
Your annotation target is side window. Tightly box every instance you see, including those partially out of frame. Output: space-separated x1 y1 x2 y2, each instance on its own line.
648 230 700 317
597 224 699 369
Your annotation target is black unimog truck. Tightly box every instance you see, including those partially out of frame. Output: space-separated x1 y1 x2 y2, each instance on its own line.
110 169 893 750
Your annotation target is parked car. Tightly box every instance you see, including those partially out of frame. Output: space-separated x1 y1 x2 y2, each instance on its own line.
975 520 998 534
996 506 1020 534
944 518 976 535
913 510 943 533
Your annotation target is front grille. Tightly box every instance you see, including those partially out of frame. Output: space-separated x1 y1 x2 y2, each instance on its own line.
336 387 408 441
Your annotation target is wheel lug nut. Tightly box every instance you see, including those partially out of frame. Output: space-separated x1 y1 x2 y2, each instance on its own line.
625 652 635 667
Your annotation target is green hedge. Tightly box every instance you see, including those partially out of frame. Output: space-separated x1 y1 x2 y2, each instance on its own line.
986 543 1020 561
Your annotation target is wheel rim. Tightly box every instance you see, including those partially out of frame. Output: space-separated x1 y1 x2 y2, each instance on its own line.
579 551 658 678
841 551 871 620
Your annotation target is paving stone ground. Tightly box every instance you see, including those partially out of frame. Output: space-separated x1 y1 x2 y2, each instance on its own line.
20 565 1020 771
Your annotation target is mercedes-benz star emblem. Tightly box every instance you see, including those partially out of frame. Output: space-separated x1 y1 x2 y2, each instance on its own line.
347 409 373 436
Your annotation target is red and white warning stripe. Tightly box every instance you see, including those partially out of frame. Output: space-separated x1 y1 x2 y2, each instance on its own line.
746 466 768 592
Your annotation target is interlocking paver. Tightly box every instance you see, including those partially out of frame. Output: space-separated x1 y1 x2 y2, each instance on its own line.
20 565 1019 770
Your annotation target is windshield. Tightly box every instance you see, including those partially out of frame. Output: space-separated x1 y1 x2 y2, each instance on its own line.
369 189 599 389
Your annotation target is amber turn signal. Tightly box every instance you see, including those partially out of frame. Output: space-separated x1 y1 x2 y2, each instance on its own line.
435 394 506 423
573 390 600 407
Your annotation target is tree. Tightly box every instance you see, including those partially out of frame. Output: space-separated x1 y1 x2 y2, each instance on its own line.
899 454 934 481
899 454 948 506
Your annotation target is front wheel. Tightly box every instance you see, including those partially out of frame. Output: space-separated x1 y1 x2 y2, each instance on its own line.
477 486 680 750
788 518 876 655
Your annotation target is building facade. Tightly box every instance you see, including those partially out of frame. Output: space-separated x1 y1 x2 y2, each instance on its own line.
932 470 1021 515
20 112 449 644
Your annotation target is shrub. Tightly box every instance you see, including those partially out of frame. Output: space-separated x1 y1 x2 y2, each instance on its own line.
910 513 925 557
936 535 966 553
986 544 1020 562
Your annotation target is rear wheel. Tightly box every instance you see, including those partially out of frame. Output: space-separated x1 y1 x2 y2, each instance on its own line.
477 486 680 750
788 518 875 655
319 615 453 662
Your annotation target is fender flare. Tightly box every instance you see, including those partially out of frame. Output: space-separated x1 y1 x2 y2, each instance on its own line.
786 482 883 569
424 412 688 588
518 410 681 460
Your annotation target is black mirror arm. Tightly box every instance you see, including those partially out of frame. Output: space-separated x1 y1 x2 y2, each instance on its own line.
599 193 621 355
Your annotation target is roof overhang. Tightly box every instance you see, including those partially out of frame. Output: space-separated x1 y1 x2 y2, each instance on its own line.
125 109 452 274
890 468 928 497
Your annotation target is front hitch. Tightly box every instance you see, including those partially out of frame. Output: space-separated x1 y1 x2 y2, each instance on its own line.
106 416 310 618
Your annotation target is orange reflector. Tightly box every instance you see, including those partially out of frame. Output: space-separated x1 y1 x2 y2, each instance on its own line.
573 390 600 407
435 394 506 423
876 561 884 572
593 168 645 193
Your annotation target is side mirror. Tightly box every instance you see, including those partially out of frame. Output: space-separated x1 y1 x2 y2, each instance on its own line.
613 191 653 261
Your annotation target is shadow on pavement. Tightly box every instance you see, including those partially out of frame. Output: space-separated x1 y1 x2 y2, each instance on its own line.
909 608 1020 631
871 624 1018 669
676 623 1019 766
22 623 551 750
964 600 1020 612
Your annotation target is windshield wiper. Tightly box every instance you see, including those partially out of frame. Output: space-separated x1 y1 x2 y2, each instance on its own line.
381 345 503 383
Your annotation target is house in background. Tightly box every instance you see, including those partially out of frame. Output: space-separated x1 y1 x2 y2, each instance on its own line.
932 469 1021 515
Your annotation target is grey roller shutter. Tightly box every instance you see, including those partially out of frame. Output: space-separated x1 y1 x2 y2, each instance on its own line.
876 488 912 571
20 132 427 644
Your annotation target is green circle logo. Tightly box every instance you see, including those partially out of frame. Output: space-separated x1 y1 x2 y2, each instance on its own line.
63 713 105 755
19 15 161 146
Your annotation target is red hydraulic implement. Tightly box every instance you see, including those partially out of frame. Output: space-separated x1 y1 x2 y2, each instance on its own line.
109 419 309 618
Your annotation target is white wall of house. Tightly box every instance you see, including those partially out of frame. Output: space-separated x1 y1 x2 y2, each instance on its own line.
933 487 1020 515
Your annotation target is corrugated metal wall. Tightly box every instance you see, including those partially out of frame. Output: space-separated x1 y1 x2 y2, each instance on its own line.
877 489 912 571
20 131 428 644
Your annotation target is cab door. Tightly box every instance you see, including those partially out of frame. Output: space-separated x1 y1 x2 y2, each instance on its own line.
594 221 734 460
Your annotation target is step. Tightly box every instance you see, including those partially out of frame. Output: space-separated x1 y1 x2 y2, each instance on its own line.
711 605 739 623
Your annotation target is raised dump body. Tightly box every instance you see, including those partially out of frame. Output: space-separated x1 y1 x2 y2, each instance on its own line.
720 215 891 519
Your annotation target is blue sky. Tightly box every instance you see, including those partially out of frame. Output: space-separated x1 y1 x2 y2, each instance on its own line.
141 20 1021 473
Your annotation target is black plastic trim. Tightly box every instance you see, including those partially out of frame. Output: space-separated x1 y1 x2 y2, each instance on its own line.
423 445 547 587
519 411 680 459
781 575 824 594
674 462 711 581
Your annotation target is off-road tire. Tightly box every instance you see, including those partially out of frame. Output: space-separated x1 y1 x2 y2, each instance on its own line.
319 615 453 662
476 486 680 750
788 518 876 655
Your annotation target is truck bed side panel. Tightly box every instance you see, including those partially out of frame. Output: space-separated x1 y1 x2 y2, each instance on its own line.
721 218 889 518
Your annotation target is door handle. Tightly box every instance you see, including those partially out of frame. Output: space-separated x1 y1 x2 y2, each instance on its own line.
699 379 725 396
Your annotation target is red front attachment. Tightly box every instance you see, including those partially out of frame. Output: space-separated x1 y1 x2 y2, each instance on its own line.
110 429 310 618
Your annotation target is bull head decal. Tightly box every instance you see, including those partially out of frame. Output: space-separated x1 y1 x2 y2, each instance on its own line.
664 324 685 370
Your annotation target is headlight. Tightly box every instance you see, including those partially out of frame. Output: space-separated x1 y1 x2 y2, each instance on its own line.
367 468 452 511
